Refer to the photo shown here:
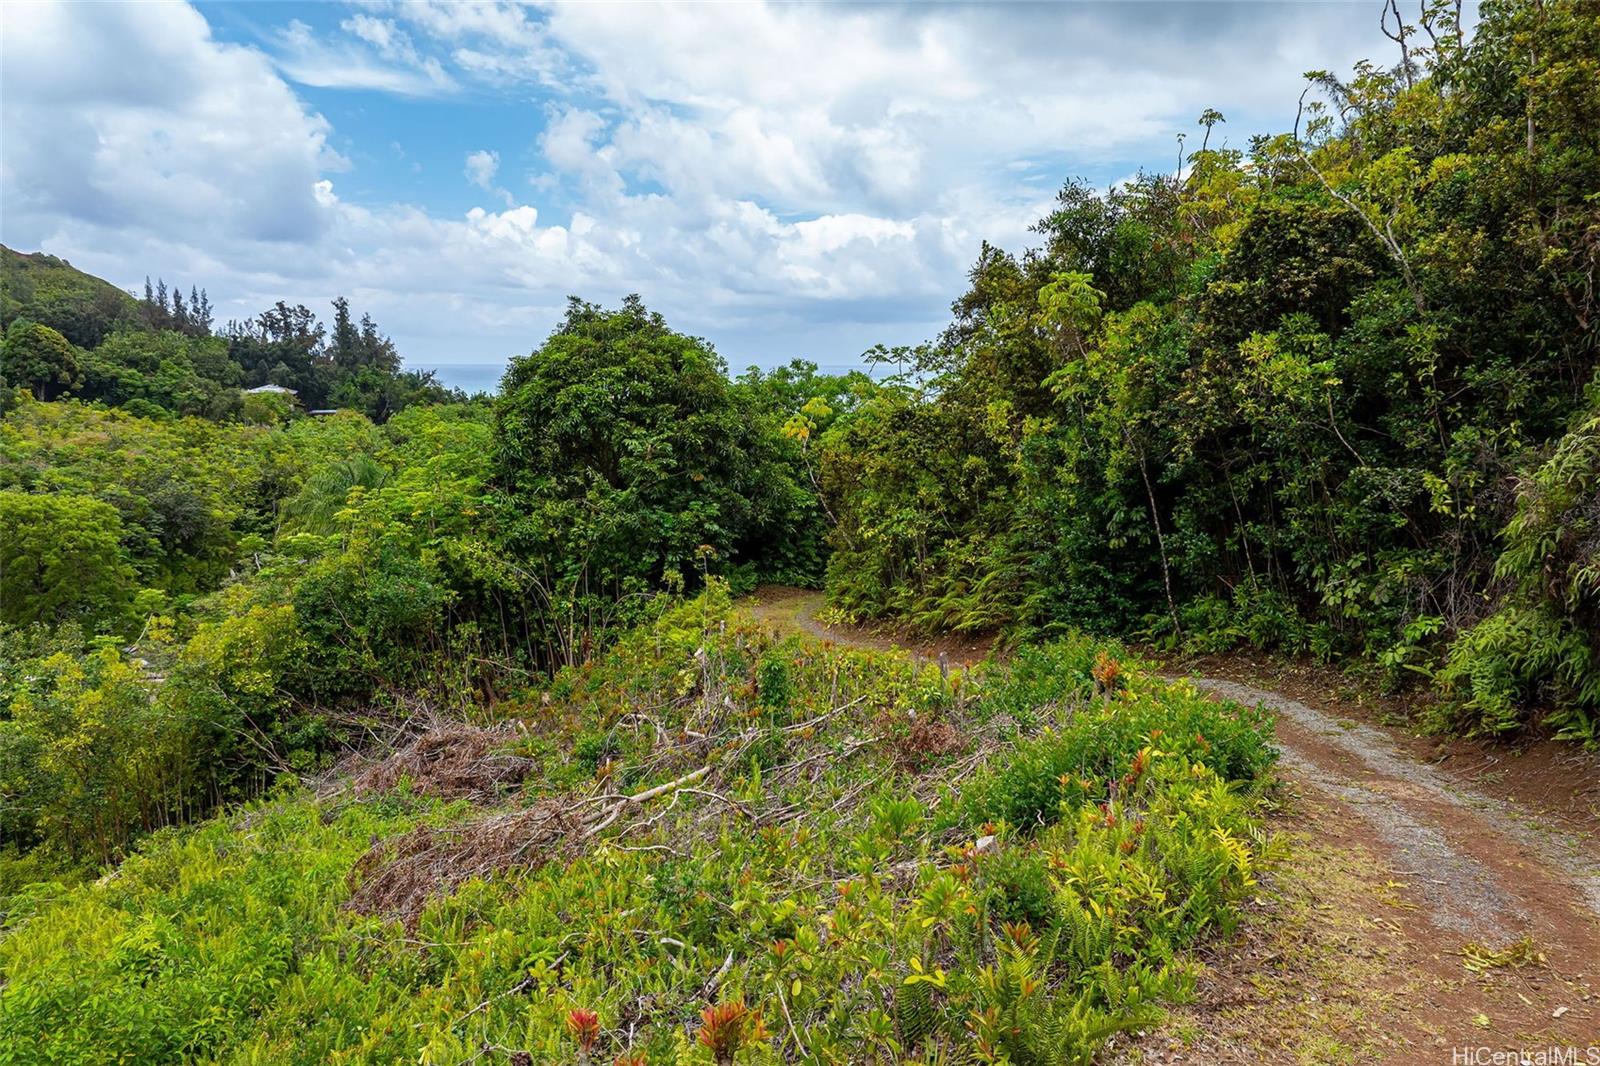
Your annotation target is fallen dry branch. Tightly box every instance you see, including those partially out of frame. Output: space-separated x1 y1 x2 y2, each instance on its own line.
342 676 983 929
345 799 582 929
585 765 710 835
349 721 534 803
346 765 718 928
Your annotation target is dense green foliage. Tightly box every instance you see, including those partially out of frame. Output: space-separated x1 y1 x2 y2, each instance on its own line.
493 297 856 665
0 402 488 866
0 491 133 630
2 399 281 597
818 1 1600 739
0 248 138 350
0 322 80 402
1438 389 1600 743
0 596 1275 1064
0 302 843 871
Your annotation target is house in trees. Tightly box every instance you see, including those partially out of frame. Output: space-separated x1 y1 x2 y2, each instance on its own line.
240 382 299 424
243 384 297 399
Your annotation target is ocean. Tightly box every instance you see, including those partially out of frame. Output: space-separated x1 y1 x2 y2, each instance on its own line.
418 358 880 398
422 362 507 396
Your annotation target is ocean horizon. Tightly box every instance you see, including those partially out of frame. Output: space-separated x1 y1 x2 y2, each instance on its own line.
419 359 878 397
421 362 507 396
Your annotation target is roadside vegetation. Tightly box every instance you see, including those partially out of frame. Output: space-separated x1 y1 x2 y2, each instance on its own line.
819 1 1600 743
0 593 1275 1064
0 2 1596 1061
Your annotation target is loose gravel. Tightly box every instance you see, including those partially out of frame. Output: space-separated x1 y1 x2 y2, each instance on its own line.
1187 677 1600 936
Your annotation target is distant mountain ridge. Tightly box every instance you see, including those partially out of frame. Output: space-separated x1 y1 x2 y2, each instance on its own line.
0 245 139 349
0 244 463 421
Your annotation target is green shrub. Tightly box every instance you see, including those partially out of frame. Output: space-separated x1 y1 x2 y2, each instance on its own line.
983 847 1056 927
1438 605 1598 742
755 650 793 711
953 656 1275 831
972 635 1119 732
0 797 429 1065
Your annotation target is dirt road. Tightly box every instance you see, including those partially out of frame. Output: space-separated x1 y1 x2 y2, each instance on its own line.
743 588 1600 1063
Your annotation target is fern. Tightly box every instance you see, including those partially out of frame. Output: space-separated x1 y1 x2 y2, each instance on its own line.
896 973 938 1050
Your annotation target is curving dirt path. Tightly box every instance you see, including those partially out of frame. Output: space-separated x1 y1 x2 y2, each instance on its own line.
743 588 1600 1063
745 585 995 665
1194 677 1600 939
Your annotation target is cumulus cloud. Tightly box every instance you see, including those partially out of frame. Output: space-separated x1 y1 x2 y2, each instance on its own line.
0 1 339 249
0 0 1408 373
464 150 499 189
506 1 1385 223
464 150 514 207
362 0 573 89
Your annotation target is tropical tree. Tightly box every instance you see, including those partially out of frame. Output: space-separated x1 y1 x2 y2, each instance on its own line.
1 320 80 400
0 490 135 630
496 298 750 587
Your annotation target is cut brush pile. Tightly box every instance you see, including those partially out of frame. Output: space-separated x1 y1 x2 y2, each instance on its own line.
349 720 536 803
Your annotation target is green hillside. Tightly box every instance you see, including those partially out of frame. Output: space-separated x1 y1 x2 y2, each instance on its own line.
0 245 139 349
1 245 459 420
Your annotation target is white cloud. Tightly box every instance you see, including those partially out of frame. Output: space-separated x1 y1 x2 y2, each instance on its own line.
1 0 1409 374
362 0 572 89
274 15 455 96
505 0 1381 224
0 1 339 248
464 150 514 208
464 150 499 189
341 14 402 55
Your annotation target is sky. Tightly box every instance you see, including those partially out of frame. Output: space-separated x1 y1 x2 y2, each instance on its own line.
0 1 1413 391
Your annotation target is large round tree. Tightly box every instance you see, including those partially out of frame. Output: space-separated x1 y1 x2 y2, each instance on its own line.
2 320 80 401
492 296 759 603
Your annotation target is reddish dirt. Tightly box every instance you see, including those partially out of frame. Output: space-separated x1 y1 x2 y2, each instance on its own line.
1112 781 1600 1064
745 590 1600 1063
1163 650 1600 840
1134 667 1600 1062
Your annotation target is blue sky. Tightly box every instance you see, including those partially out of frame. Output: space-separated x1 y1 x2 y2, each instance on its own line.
1 1 1412 390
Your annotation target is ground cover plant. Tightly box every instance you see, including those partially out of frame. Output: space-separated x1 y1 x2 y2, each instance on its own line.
0 588 1275 1064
